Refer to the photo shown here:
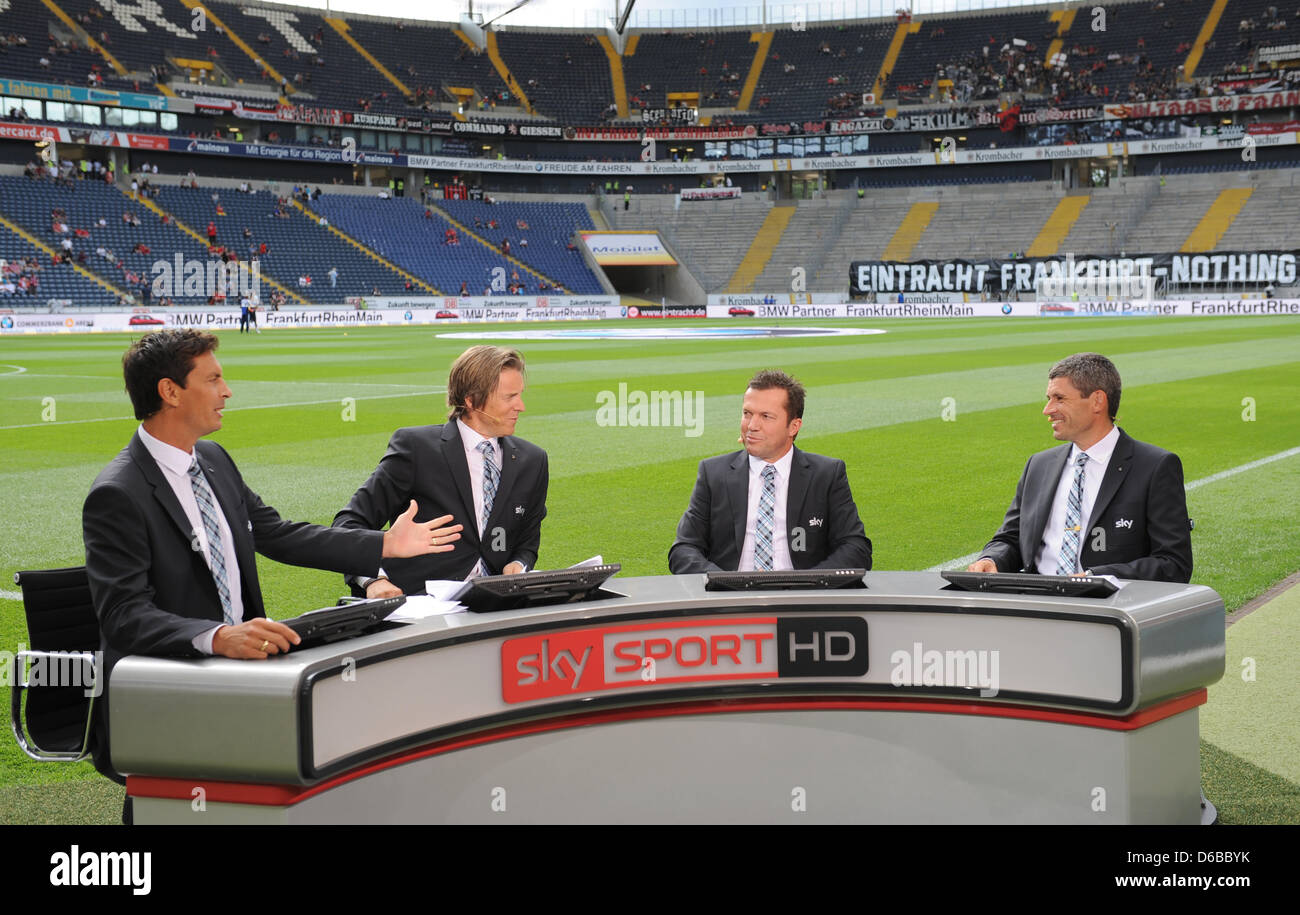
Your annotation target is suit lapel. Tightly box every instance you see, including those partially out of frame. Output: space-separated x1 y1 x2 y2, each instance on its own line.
1087 428 1133 535
129 433 195 545
1023 444 1070 564
441 422 478 539
785 446 810 537
727 452 749 553
485 435 519 530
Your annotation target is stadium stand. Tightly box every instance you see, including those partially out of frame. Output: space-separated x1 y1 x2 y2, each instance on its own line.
341 19 504 113
0 0 1296 308
152 184 415 300
437 199 605 293
495 31 612 124
51 0 261 91
607 193 772 292
0 1 137 92
0 174 211 306
740 23 895 122
0 221 118 308
884 8 1056 103
309 193 578 296
622 30 756 112
1192 0 1294 78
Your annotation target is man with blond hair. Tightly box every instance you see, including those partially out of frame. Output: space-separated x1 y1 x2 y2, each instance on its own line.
335 345 549 596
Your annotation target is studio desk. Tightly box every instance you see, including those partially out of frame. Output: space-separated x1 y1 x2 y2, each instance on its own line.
112 571 1225 824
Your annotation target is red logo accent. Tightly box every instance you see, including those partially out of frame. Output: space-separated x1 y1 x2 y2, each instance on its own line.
501 629 604 703
501 618 778 703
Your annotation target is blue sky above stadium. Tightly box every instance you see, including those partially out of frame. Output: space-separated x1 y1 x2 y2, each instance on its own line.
259 0 1034 29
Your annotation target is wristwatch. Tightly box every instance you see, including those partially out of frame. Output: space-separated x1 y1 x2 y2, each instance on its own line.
356 568 390 591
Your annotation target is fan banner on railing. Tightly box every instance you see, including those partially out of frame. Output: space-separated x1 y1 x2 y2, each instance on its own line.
850 251 1300 295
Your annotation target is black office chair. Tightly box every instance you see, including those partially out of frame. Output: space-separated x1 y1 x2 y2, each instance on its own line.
9 566 100 763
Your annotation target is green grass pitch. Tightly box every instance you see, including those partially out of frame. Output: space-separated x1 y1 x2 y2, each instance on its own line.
1 315 1297 823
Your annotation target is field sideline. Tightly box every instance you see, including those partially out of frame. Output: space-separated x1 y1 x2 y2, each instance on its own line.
1 315 1297 823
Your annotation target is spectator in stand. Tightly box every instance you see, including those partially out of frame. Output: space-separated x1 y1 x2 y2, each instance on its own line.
328 266 339 288
207 221 218 244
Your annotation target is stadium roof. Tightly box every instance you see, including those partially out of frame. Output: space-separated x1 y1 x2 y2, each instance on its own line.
262 0 1059 30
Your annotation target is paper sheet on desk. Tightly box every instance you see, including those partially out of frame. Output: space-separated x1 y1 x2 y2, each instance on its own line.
386 594 466 620
424 579 474 601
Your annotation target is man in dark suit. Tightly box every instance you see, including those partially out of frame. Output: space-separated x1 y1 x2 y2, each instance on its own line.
969 352 1192 583
334 345 549 596
669 370 871 574
82 329 456 811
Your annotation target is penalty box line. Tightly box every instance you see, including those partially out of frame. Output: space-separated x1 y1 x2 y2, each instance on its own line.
0 388 447 431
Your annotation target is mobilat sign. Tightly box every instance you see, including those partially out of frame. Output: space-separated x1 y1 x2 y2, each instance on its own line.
501 616 868 703
580 232 677 265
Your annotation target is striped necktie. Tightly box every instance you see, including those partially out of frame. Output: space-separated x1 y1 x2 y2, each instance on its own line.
478 440 498 532
1055 452 1090 576
188 457 235 625
754 464 777 571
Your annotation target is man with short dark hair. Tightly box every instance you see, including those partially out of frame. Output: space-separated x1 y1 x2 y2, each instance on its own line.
334 344 549 596
86 328 455 664
669 370 871 573
968 352 1192 582
83 329 457 803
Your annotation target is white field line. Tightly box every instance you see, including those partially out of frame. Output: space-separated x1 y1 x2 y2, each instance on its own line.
0 388 446 431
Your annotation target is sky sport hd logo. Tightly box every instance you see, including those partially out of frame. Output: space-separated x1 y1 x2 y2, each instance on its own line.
501 616 868 703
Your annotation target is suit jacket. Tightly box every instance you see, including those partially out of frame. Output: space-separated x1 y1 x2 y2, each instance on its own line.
979 428 1192 583
668 446 871 574
333 422 549 594
82 432 385 774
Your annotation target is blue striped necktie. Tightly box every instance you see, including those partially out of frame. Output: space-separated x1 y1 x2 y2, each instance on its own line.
478 440 498 531
754 464 777 571
1055 452 1090 575
188 457 235 625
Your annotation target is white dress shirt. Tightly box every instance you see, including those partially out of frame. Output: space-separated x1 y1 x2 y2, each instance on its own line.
1034 424 1120 574
738 448 795 571
137 425 241 654
457 418 504 578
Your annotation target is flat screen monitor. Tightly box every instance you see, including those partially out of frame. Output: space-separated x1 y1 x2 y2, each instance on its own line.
461 563 623 612
280 596 406 648
940 570 1118 598
704 568 867 591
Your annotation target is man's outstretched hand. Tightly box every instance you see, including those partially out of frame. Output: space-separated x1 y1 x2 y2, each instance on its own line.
383 500 464 558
